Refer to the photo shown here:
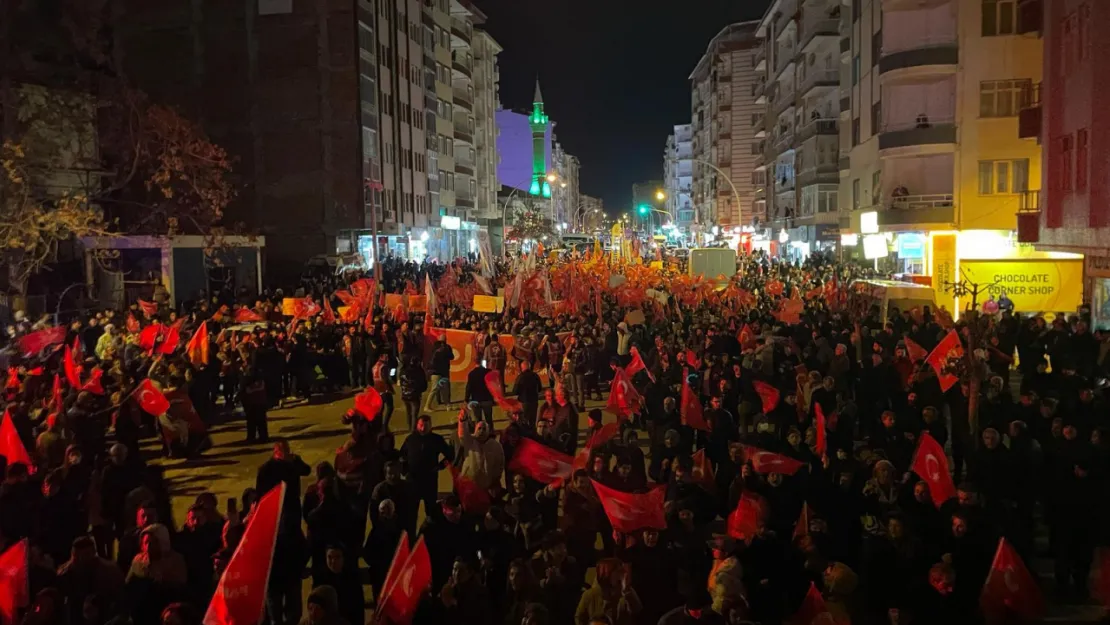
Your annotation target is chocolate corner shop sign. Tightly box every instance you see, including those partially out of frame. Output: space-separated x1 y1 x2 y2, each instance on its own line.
960 260 1082 312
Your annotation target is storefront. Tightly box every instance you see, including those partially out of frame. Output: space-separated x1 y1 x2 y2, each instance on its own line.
893 232 927 274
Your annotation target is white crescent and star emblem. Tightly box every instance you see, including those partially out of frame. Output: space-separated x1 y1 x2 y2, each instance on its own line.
1003 566 1019 593
399 567 415 596
925 454 942 482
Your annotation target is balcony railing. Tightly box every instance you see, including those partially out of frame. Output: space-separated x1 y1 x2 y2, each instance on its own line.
1016 191 1042 242
772 127 795 153
879 38 959 75
800 18 839 48
797 118 838 142
890 193 954 210
1018 82 1042 140
452 88 473 110
798 68 839 94
450 17 472 42
774 46 797 77
878 118 957 151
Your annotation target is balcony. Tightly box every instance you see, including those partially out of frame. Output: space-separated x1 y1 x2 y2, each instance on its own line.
879 41 958 82
877 194 955 228
1018 82 1041 140
450 17 471 43
452 88 473 110
797 118 838 142
455 159 475 176
453 127 474 144
754 45 767 71
1016 191 1041 242
800 18 839 50
451 52 472 77
840 36 850 54
770 86 796 118
883 0 952 10
753 80 766 102
839 155 850 170
798 68 839 95
797 164 839 187
772 127 795 154
878 120 957 155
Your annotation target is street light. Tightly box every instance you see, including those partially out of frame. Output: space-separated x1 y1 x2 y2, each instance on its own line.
655 190 666 201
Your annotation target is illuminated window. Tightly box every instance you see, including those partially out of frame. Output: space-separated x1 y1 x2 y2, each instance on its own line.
979 80 1031 118
978 159 1029 195
983 0 1017 36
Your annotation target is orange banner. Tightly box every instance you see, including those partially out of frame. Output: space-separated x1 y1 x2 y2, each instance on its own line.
440 330 569 384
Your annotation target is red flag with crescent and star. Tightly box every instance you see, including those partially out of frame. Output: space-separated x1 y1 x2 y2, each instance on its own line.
814 403 828 457
15 326 65 357
136 379 171 416
485 370 522 414
727 491 769 543
911 431 956 507
680 369 709 431
624 346 655 382
743 445 804 475
202 483 285 625
63 345 82 389
186 321 210 367
0 539 29 625
234 307 264 323
980 537 1042 623
509 437 574 485
606 366 642 420
353 387 383 421
138 299 158 317
379 536 432 625
449 464 491 516
590 480 667 533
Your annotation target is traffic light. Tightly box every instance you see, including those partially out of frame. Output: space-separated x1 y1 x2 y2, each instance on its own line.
637 204 650 216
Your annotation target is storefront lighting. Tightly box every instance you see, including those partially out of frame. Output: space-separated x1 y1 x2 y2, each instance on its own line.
840 233 859 246
863 234 888 260
860 211 879 235
420 231 429 242
778 229 789 243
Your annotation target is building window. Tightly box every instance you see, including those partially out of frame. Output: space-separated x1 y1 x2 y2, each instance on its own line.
983 0 1017 36
979 80 1031 117
1059 135 1074 192
872 170 882 204
852 178 861 210
852 55 860 85
851 117 860 146
978 159 1029 194
1077 129 1089 191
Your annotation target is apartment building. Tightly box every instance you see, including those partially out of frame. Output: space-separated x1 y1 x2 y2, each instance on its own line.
473 30 503 225
689 22 762 240
552 141 581 231
579 195 605 232
664 124 696 233
753 0 843 260
1022 0 1110 327
836 0 1072 314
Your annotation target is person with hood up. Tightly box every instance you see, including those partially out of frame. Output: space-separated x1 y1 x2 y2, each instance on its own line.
573 556 642 625
124 523 188 624
457 407 504 491
298 585 348 625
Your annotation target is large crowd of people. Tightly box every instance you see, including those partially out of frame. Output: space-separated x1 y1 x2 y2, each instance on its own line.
1 248 1109 625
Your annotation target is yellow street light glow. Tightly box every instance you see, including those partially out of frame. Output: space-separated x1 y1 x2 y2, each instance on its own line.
546 173 557 182
655 190 666 201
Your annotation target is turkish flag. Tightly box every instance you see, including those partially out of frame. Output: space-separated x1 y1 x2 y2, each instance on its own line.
680 369 709 431
904 337 928 363
793 501 810 541
80 369 105 396
691 449 715 493
792 582 831 625
423 310 443 341
234 307 264 323
138 299 158 317
136 379 171 416
591 480 666 533
126 313 141 333
509 437 574 485
186 321 210 367
0 539 29 625
743 445 804 475
291 297 321 320
572 422 621 474
353 387 383 421
738 325 755 350
485 370 522 414
363 307 375 333
449 464 491 516
606 366 642 420
624 346 655 382
0 409 33 472
349 278 376 304
321 298 336 325
683 349 698 368
379 533 410 608
911 432 956 508
49 374 63 416
814 403 828 457
4 368 17 391
380 536 432 625
925 330 963 392
139 323 164 352
980 537 1042 622
727 491 768 542
156 320 183 355
753 381 781 414
63 346 82 389
203 483 286 625
765 279 785 297
16 326 65 357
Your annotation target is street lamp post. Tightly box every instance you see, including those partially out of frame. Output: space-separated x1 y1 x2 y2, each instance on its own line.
689 159 743 240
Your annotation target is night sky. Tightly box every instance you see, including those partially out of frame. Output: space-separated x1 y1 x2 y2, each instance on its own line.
473 0 770 214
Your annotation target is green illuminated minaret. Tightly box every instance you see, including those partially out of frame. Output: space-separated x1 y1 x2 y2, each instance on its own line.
528 80 551 198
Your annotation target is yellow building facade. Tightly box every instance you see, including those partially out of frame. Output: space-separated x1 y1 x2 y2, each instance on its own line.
837 0 1079 314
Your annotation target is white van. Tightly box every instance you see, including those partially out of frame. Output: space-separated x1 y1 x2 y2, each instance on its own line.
849 279 938 322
